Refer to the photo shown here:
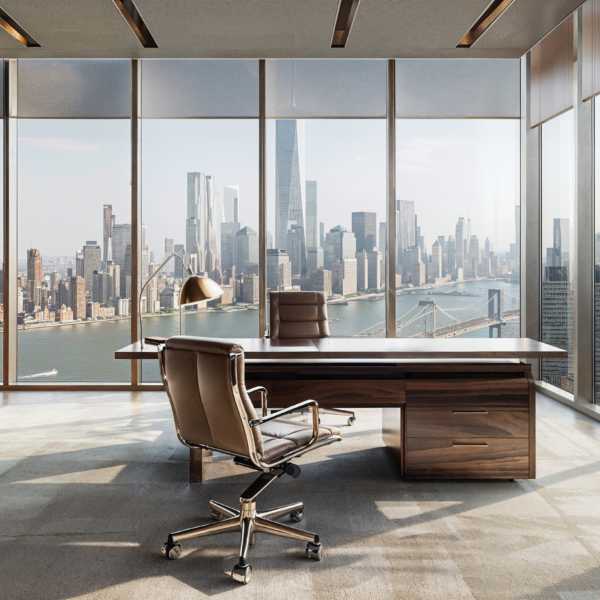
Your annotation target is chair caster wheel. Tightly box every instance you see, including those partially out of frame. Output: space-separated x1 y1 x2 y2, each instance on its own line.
161 542 182 560
306 541 323 561
231 563 252 584
290 510 304 523
211 510 223 521
347 417 356 426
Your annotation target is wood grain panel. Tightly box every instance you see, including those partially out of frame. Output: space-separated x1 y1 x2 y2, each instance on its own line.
406 438 529 479
405 378 529 410
530 14 574 128
269 379 406 408
406 409 529 438
382 407 404 476
527 372 536 479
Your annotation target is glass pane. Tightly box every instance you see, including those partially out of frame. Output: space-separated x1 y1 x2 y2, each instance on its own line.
541 110 575 393
142 60 259 118
395 120 520 339
18 60 131 118
395 59 520 118
266 60 386 118
141 120 259 382
18 120 131 382
266 119 387 336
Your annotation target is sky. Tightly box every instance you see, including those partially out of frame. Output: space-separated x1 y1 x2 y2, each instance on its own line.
15 116 521 261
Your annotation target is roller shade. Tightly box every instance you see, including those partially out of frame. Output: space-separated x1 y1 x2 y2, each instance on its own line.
395 59 520 118
582 0 600 101
18 60 131 118
530 15 574 128
142 60 259 118
266 60 386 118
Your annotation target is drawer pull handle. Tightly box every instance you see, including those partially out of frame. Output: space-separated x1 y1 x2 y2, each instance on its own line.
452 443 489 448
452 411 488 414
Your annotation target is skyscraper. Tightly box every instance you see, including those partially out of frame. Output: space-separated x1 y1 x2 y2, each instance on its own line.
221 222 241 274
71 277 86 320
267 249 291 290
352 212 376 253
187 172 218 273
275 120 306 274
102 205 112 265
397 200 415 267
553 218 570 264
223 185 240 223
455 217 465 272
306 181 318 248
307 247 324 273
235 226 259 273
112 224 131 295
467 235 480 278
83 241 101 294
174 244 186 279
319 222 325 248
431 240 442 280
379 223 386 256
164 238 174 265
27 249 42 303
355 250 368 291
324 225 356 270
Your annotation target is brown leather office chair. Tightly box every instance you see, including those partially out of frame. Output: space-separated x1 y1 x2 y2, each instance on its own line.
269 290 356 426
158 336 341 585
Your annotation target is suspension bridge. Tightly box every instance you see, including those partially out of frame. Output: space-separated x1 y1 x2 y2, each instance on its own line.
354 289 520 338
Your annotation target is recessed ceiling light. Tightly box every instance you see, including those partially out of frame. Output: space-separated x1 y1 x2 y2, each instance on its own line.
331 0 361 49
457 0 515 48
0 7 40 47
113 0 158 49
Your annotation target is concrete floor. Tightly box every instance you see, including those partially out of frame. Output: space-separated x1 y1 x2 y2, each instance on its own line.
1 390 600 599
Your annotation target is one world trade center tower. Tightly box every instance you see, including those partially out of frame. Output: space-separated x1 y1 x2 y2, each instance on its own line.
275 119 307 276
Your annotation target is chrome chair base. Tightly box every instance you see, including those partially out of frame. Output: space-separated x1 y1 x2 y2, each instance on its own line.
161 467 323 585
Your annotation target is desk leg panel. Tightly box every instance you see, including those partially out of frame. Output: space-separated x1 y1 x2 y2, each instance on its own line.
190 449 212 484
382 407 405 477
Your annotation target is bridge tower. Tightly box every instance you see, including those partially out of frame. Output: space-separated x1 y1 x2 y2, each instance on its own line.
488 289 504 338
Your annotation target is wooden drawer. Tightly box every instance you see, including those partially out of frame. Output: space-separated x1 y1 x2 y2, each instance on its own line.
406 409 529 438
406 378 529 410
406 438 529 479
267 379 405 408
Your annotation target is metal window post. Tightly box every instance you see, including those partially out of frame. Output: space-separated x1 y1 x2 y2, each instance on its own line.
131 59 142 384
3 59 17 384
574 8 595 405
259 60 266 338
386 59 397 338
520 53 542 380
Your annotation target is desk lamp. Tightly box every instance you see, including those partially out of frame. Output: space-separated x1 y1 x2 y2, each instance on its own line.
139 252 224 349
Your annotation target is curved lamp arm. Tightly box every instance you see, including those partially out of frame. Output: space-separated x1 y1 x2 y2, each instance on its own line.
139 252 192 349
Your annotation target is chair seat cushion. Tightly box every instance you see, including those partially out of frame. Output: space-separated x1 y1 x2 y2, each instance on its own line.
259 419 340 463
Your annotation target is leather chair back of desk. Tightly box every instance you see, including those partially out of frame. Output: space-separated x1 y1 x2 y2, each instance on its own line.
269 291 330 339
160 336 264 458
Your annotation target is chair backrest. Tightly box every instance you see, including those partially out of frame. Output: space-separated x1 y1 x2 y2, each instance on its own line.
269 291 330 339
158 336 264 458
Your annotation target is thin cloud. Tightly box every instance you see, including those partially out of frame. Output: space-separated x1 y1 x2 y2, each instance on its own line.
19 137 99 153
354 154 366 162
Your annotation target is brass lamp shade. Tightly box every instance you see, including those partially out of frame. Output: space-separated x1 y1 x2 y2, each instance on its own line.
178 275 224 306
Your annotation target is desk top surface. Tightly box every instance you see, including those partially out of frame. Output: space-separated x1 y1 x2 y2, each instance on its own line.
115 337 567 360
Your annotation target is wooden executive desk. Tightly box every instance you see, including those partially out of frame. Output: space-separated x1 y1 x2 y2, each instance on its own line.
116 338 566 482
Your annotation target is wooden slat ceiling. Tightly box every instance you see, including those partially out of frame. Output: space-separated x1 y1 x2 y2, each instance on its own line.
0 0 587 59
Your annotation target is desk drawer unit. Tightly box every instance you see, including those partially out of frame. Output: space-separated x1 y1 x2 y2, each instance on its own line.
404 376 534 479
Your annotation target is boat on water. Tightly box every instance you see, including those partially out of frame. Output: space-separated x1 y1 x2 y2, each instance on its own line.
21 369 58 379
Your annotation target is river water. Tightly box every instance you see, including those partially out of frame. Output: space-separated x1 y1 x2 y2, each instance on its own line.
12 279 519 383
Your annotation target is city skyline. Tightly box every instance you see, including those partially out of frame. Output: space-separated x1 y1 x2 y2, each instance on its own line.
17 118 521 261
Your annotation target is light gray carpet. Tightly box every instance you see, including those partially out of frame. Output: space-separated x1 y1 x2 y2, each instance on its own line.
1 391 600 599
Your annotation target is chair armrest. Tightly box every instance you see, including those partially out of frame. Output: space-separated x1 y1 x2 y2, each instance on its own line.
247 386 268 417
249 400 320 468
249 399 318 429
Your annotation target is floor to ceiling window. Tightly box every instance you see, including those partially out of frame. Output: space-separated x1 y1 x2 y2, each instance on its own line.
541 110 575 393
266 60 387 337
16 60 131 382
140 60 259 382
395 59 521 340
